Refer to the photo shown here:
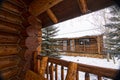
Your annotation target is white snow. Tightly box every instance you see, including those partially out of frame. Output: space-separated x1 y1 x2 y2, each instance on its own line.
60 56 120 69
55 55 120 80
45 55 120 80
54 8 108 38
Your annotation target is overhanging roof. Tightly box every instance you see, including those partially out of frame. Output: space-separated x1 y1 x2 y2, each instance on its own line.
22 0 114 28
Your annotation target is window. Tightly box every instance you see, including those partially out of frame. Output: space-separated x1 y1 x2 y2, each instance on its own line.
79 39 90 45
56 41 63 46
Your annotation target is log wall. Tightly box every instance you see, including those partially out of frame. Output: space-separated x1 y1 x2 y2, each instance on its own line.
0 0 43 79
0 0 25 80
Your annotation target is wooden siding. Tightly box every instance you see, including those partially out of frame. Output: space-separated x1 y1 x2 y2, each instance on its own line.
55 35 103 54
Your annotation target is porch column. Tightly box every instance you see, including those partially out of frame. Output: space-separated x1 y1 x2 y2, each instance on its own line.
24 16 42 71
97 36 101 54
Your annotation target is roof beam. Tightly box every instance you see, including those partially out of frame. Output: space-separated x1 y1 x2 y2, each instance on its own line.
29 0 62 16
78 0 88 14
46 9 58 23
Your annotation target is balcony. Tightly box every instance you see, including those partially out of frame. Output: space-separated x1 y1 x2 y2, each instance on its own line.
27 52 118 80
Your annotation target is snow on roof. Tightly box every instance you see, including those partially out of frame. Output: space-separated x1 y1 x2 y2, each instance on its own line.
53 9 106 39
54 30 102 39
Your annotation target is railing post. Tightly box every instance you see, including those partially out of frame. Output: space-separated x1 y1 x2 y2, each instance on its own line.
33 51 40 73
65 62 78 80
39 56 48 76
98 76 102 80
49 63 54 80
85 72 90 80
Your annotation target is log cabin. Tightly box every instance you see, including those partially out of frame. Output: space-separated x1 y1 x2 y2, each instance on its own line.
54 35 103 54
0 0 119 80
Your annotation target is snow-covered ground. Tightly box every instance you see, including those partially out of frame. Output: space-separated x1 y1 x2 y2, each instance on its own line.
60 56 120 69
58 56 120 80
46 56 120 80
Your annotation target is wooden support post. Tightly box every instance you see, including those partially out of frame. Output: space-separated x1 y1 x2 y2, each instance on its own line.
39 56 48 76
46 9 58 23
77 0 88 14
33 51 40 73
65 62 78 80
24 15 42 71
97 36 101 54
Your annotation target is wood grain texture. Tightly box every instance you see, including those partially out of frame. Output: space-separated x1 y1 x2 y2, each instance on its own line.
0 1 23 80
2 1 20 13
0 58 19 70
1 67 18 80
65 62 78 80
0 33 19 44
39 56 48 75
0 45 20 56
0 9 22 24
46 9 58 23
0 19 22 33
25 70 47 80
33 51 40 73
78 0 88 13
29 0 62 16
7 0 24 8
0 61 17 70
0 17 21 27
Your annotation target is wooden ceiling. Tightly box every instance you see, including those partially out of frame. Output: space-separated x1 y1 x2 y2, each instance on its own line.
21 0 114 28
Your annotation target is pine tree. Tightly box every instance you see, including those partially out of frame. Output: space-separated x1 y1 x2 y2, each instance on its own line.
104 5 120 60
41 25 59 57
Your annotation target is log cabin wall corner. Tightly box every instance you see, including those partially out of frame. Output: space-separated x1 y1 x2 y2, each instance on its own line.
0 0 42 80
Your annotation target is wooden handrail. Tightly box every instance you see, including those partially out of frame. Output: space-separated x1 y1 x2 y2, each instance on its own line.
37 55 118 80
77 63 117 78
37 55 69 67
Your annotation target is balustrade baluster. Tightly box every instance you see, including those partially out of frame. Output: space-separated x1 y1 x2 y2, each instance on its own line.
49 63 54 80
85 72 90 80
55 64 58 80
46 62 49 79
98 76 102 80
76 71 79 80
61 66 64 80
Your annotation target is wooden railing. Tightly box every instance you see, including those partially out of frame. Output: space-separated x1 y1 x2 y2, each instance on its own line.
34 53 118 80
